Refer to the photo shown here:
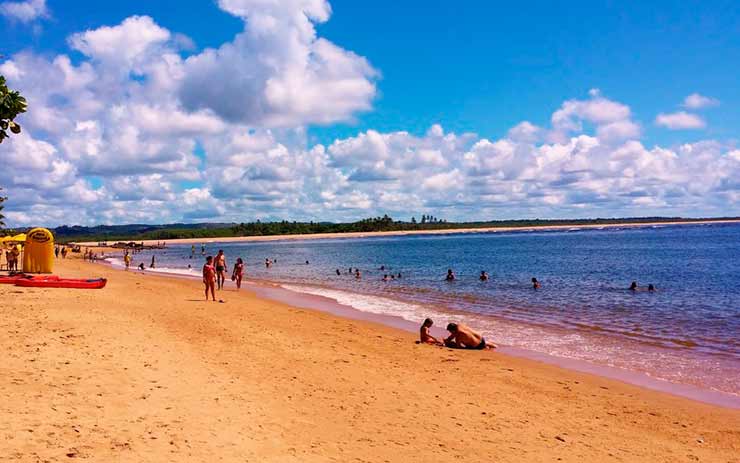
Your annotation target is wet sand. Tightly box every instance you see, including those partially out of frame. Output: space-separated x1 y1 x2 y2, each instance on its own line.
1 258 738 462
74 218 740 246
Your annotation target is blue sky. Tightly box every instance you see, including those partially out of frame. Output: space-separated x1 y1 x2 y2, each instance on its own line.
1 0 739 225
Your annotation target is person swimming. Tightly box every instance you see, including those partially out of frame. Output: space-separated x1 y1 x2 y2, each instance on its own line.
382 274 389 281
445 269 455 281
531 277 540 289
480 271 489 281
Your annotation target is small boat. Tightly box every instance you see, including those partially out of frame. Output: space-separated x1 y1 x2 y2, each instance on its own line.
0 274 60 284
15 277 107 289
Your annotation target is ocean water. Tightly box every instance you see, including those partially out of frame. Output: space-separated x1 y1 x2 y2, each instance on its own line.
113 223 740 396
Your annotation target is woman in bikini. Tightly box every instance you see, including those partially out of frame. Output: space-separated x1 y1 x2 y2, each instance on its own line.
203 256 217 301
232 257 245 290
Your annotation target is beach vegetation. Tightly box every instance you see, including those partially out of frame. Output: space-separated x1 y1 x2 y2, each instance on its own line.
40 215 740 243
0 75 27 143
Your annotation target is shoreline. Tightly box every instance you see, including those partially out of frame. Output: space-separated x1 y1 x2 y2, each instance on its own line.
3 257 739 461
100 256 740 409
73 218 740 246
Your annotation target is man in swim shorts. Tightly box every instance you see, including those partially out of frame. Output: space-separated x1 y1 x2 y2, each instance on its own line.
214 250 227 290
444 323 497 350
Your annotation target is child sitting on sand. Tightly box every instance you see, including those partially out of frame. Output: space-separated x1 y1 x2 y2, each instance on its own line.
419 318 444 346
203 256 216 301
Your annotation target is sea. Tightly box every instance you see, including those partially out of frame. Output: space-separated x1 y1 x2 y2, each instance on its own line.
106 223 740 401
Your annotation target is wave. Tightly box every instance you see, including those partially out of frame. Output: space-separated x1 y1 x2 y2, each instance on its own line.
104 257 200 277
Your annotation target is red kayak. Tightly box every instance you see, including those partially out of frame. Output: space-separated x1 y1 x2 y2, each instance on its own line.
15 277 107 289
0 274 60 284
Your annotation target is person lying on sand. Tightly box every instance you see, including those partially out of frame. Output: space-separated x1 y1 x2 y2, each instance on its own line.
419 318 444 346
444 323 497 350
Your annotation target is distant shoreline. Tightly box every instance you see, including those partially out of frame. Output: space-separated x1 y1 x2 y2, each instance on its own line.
74 218 740 247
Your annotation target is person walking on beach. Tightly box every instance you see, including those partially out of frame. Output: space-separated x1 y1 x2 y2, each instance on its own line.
444 323 497 350
445 269 456 281
232 257 245 290
203 256 216 301
215 250 227 289
419 318 443 345
61 247 68 259
124 251 131 270
54 246 60 258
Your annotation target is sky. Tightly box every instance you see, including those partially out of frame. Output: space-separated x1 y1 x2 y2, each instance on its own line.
1 0 739 227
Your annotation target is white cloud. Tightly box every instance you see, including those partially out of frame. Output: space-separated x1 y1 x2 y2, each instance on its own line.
68 16 171 70
655 111 706 130
178 0 377 127
683 93 719 109
0 0 47 23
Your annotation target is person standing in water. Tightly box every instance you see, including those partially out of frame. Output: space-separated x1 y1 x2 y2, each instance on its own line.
150 255 156 268
445 269 456 281
202 256 216 301
232 257 245 290
480 271 489 281
531 277 540 289
629 281 638 291
214 250 227 290
124 251 131 270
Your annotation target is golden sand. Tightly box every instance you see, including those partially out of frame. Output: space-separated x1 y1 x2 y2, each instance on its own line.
1 258 738 462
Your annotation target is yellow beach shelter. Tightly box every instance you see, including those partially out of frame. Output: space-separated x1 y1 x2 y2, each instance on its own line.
23 228 55 273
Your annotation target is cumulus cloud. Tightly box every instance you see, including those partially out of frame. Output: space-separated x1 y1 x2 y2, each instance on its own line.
683 93 719 109
178 0 377 127
655 111 706 130
549 91 638 144
0 0 47 23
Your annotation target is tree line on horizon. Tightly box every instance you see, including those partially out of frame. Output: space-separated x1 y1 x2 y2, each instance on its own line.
37 215 739 243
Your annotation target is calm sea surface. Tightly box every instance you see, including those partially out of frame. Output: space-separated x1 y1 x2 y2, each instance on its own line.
116 223 740 396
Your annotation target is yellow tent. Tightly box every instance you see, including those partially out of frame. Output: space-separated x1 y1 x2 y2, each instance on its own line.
1 233 27 243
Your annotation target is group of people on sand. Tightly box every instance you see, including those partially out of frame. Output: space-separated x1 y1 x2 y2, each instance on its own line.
419 318 497 350
2 246 20 271
201 250 246 301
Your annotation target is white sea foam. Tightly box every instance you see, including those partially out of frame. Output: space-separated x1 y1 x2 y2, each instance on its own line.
104 257 199 277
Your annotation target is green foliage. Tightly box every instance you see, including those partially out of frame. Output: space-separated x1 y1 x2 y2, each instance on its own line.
48 215 738 244
0 75 27 143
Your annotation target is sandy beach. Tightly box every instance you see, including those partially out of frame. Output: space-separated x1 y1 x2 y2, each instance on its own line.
2 258 738 462
73 219 740 246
